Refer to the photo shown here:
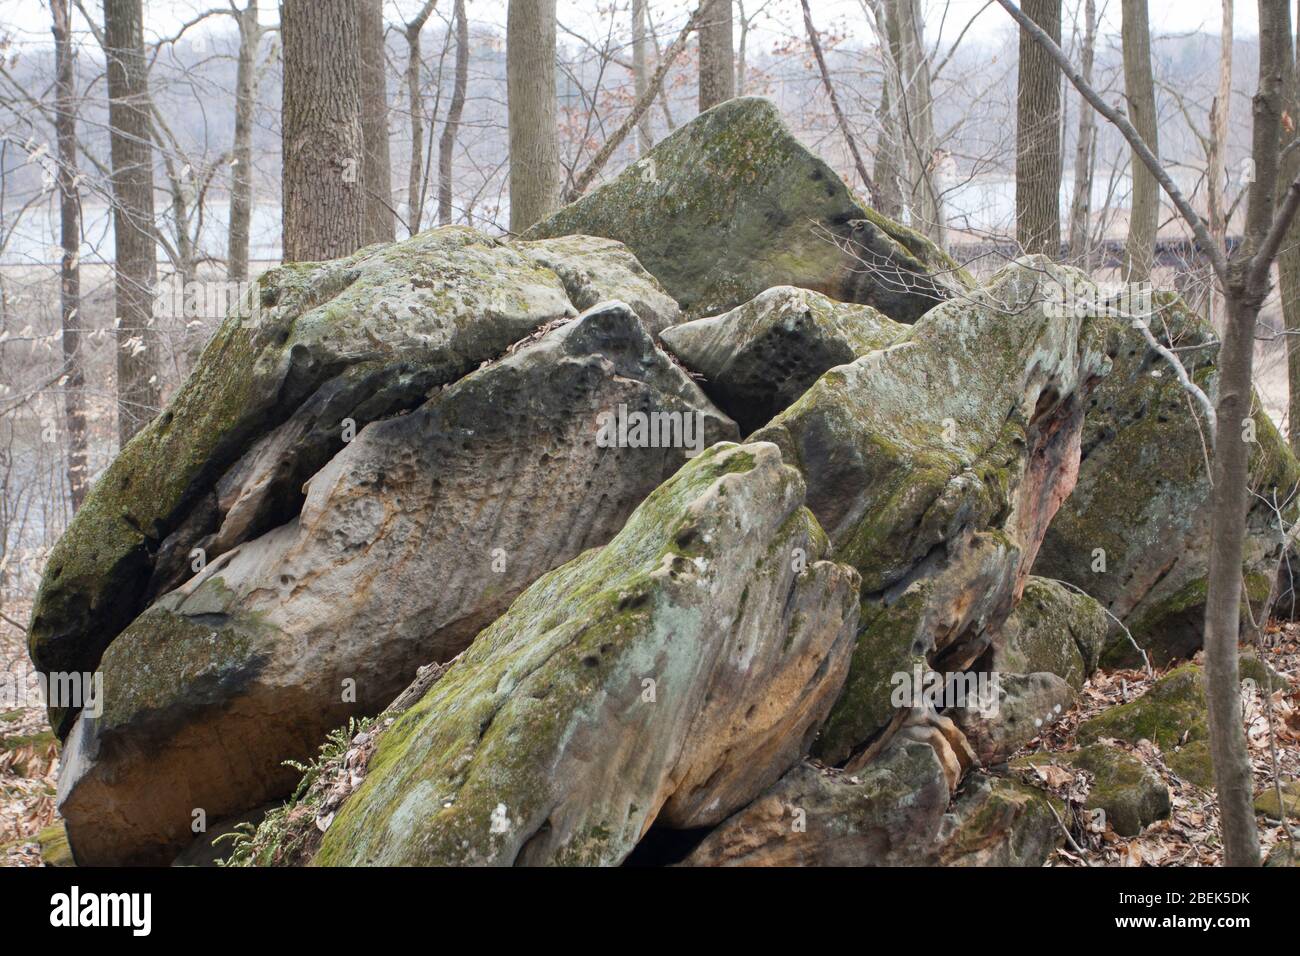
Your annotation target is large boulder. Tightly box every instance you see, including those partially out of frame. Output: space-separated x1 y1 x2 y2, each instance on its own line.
1033 293 1300 666
310 442 861 866
747 257 1112 764
55 303 736 866
30 227 677 736
660 286 906 433
528 97 970 321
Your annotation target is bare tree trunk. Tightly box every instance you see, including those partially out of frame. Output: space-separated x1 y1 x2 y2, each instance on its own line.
1016 0 1063 256
438 0 468 226
875 78 904 219
507 0 561 232
698 0 734 112
735 0 748 95
1067 0 1097 265
633 0 653 154
227 0 260 282
1121 0 1159 282
52 0 88 508
357 0 395 245
281 0 364 262
104 0 160 444
1203 0 1295 871
404 1 438 237
887 0 943 246
1208 0 1234 249
1277 3 1300 452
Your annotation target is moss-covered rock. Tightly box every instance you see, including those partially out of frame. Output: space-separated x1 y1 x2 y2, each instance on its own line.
29 226 593 736
309 442 860 865
54 303 737 867
660 285 906 433
931 774 1064 866
992 577 1108 689
528 97 971 321
1016 744 1171 836
1033 293 1300 666
748 257 1112 762
38 822 73 867
1254 780 1300 819
1072 661 1285 789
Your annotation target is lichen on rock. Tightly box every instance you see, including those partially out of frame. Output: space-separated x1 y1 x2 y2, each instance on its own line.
309 442 860 866
528 97 971 321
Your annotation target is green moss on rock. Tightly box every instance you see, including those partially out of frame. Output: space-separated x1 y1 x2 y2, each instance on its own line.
528 97 971 321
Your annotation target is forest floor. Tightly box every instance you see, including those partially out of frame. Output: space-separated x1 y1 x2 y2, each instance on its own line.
0 599 58 867
1029 622 1300 867
1 605 1297 867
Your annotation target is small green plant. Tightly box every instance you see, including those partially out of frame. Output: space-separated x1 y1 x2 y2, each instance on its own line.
217 715 380 867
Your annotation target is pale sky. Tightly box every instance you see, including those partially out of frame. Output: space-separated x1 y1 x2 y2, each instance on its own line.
0 1 1265 53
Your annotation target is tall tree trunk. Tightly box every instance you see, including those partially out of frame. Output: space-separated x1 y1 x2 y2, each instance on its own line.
357 0 395 245
632 0 653 154
1016 0 1063 256
227 0 260 281
404 1 438 237
438 0 468 225
281 0 364 262
1121 0 1159 282
886 0 943 246
52 0 88 508
1208 0 1234 249
507 0 561 232
698 0 734 112
874 76 904 219
1203 0 1293 870
735 0 748 95
1277 2 1300 452
104 0 160 444
1067 0 1097 265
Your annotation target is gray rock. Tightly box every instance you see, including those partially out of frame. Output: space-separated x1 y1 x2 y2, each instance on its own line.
528 97 970 320
513 234 682 335
660 285 905 433
747 257 1112 763
310 442 861 866
56 302 737 866
1032 293 1300 666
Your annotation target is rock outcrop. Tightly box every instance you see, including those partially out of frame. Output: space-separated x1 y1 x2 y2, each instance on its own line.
56 303 735 866
660 285 905 433
528 97 970 321
33 94 1281 872
747 258 1111 764
310 442 860 866
31 227 686 736
1033 293 1300 666
681 740 1063 867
